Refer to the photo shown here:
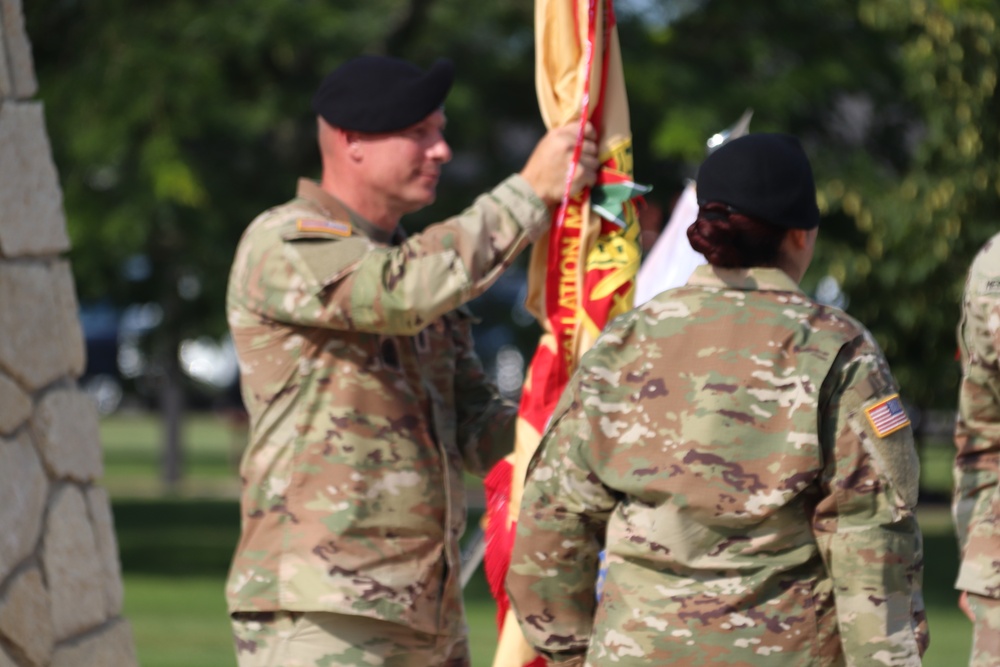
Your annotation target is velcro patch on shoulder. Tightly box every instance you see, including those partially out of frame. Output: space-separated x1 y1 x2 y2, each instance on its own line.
863 394 910 438
983 277 1000 294
295 218 351 237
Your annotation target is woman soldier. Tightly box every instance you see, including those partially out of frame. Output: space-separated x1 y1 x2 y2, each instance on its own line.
506 133 928 667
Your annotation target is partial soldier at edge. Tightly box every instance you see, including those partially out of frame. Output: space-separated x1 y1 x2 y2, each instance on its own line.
954 232 1000 667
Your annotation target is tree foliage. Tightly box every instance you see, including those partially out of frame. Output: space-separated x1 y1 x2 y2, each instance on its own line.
618 0 998 411
25 0 999 419
844 0 1000 411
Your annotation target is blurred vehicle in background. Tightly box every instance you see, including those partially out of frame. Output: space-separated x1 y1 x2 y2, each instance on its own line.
78 300 124 415
79 266 538 415
79 300 240 415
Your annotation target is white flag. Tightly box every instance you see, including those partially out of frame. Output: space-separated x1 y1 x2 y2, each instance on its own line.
635 181 705 305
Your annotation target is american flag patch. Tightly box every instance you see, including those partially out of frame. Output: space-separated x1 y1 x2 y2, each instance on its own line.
864 394 910 437
296 218 351 237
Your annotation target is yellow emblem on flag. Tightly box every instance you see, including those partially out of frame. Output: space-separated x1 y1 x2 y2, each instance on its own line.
864 393 911 438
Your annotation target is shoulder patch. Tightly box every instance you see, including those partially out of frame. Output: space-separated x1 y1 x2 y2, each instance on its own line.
864 394 910 438
296 218 351 237
982 277 1000 294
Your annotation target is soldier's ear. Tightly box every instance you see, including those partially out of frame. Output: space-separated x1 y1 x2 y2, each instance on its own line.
785 228 809 250
344 131 365 160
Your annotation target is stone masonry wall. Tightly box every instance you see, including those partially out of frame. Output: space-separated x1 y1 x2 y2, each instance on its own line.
0 0 138 665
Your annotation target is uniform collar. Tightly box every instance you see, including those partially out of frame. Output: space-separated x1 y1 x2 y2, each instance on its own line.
686 265 804 294
295 179 400 245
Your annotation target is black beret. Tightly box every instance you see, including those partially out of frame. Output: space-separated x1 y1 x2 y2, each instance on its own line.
696 133 820 230
312 55 454 133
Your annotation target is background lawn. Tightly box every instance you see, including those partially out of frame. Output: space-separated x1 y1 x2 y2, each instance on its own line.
103 413 972 666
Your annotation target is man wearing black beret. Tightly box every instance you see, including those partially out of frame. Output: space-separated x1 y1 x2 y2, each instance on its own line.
225 54 599 666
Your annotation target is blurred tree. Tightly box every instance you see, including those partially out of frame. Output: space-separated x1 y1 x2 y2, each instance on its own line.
843 0 999 419
616 0 998 417
25 0 538 491
25 0 997 490
28 1 378 490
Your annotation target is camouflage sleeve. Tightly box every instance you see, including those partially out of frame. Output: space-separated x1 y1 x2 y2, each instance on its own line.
813 333 927 665
449 308 518 476
243 175 547 334
506 341 623 664
953 247 1000 598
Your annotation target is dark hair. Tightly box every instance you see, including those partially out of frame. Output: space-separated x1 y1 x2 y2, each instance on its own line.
687 203 787 268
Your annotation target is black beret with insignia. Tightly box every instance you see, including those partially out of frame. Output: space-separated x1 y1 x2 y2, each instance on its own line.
312 55 454 133
696 133 820 230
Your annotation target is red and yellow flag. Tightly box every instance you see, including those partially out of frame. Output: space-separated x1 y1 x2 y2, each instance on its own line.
482 1 645 664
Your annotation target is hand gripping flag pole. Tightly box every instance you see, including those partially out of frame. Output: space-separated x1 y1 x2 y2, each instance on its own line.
481 1 648 665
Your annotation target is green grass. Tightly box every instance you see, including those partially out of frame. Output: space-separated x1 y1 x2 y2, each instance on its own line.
919 440 956 501
124 575 235 667
105 413 499 665
918 506 973 665
104 413 974 666
100 412 244 497
114 497 238 667
114 497 498 667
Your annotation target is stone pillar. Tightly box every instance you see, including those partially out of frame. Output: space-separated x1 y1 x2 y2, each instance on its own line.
0 0 138 665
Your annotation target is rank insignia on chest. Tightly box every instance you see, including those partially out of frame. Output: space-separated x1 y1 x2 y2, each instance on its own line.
296 218 352 237
864 394 910 437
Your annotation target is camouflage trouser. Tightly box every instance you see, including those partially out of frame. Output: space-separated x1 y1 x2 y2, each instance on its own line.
230 611 470 667
969 593 1000 667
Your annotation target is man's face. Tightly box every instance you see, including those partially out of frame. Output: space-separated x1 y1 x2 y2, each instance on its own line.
355 110 452 216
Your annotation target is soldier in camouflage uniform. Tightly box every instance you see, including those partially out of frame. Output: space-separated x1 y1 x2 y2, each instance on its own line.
224 55 599 667
954 232 1000 667
507 134 928 666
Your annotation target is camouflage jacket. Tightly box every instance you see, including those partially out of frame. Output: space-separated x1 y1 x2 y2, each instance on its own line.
955 232 1000 598
225 175 547 635
508 266 928 666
